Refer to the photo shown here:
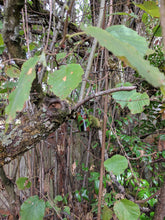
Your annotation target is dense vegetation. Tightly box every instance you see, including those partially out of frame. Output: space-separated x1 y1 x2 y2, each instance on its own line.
0 0 165 219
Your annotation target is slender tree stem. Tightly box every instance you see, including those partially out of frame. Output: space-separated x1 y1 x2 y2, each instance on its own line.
79 0 106 101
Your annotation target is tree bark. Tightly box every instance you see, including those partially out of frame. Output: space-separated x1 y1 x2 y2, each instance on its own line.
0 167 20 219
2 0 26 66
0 98 70 167
154 181 165 220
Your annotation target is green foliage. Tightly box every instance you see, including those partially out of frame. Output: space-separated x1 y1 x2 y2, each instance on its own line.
152 25 161 37
148 45 164 68
16 177 31 190
114 199 140 220
20 193 70 219
102 205 113 220
104 155 128 176
135 1 160 18
75 190 82 202
82 25 165 91
46 194 70 217
0 81 17 94
110 12 138 19
56 52 67 61
0 21 3 29
0 34 4 54
112 82 150 114
20 196 45 220
127 92 150 114
106 25 148 56
48 64 84 99
5 65 20 78
5 56 39 123
54 195 63 203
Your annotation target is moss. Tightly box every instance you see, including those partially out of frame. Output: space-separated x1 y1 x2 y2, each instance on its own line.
89 115 101 129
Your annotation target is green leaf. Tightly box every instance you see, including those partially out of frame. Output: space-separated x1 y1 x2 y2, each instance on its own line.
82 25 165 89
63 206 70 215
48 64 84 99
110 12 138 19
45 201 53 209
114 199 140 220
106 25 148 56
20 196 45 220
94 180 100 194
160 134 165 141
112 83 136 108
104 155 128 176
39 51 47 67
2 81 17 90
153 25 162 37
0 45 4 54
142 13 149 24
75 190 81 202
162 151 165 158
54 195 63 203
81 188 89 201
0 34 4 54
27 0 33 6
103 205 113 220
0 34 4 45
112 83 149 114
5 65 20 78
0 21 3 29
56 52 67 61
5 56 39 123
16 177 31 190
127 92 150 114
135 1 160 18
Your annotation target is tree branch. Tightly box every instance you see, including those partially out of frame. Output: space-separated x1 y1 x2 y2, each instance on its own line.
72 86 136 111
0 86 136 167
0 98 70 167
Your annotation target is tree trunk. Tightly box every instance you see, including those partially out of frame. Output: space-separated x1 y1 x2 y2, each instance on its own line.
154 180 165 220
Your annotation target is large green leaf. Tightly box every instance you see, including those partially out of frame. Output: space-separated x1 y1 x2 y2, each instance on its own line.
107 25 148 56
112 83 136 108
135 1 160 18
20 196 45 220
103 205 113 220
114 199 140 220
48 64 84 99
127 92 150 114
5 56 39 123
112 83 150 114
82 25 165 90
104 155 128 176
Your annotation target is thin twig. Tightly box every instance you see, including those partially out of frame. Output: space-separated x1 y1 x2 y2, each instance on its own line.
97 48 109 219
135 190 160 204
72 86 136 111
45 0 53 51
59 0 75 47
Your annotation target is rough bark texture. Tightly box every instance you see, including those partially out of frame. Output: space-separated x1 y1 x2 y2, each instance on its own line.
153 1 165 219
0 167 20 219
0 98 70 167
160 0 165 50
154 181 165 220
